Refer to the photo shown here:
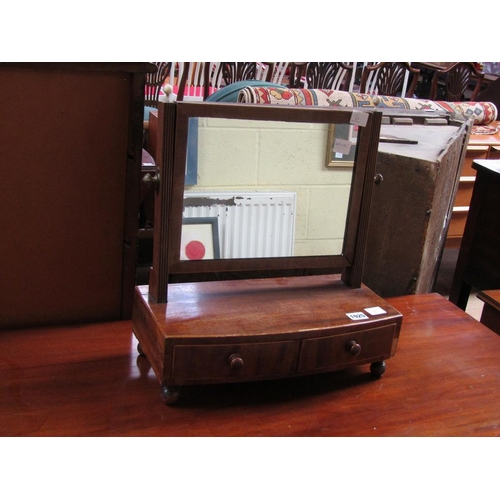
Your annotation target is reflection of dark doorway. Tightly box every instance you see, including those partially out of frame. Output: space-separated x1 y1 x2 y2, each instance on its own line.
137 118 200 285
136 237 154 285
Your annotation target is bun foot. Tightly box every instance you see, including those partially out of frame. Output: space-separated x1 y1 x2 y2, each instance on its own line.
370 360 386 378
161 386 180 405
137 343 145 356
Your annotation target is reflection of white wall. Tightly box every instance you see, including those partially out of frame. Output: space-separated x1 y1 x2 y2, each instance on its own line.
184 191 296 259
186 117 353 256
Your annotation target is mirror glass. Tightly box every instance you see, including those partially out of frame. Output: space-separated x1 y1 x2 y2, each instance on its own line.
181 117 358 261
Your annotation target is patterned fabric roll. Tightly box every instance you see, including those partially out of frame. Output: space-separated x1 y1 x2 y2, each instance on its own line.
237 87 498 125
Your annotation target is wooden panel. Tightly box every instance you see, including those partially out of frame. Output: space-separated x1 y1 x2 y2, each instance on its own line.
364 121 469 297
0 64 149 328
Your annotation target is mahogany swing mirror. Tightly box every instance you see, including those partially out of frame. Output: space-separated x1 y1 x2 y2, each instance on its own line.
133 101 403 404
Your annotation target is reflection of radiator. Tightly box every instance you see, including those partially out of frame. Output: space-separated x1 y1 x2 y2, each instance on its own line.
183 191 296 259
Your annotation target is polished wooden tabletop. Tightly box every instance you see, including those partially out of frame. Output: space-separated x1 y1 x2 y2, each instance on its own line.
1 292 499 436
468 121 500 147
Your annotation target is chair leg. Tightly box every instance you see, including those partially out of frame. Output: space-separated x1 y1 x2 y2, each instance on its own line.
450 282 472 311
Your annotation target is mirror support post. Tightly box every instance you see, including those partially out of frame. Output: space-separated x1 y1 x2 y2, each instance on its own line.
342 111 382 288
149 102 177 303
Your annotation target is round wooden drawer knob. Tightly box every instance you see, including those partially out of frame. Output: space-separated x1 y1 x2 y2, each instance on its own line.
228 353 244 370
346 340 361 356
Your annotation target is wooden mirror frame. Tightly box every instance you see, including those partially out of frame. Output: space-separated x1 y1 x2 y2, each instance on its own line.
149 102 382 302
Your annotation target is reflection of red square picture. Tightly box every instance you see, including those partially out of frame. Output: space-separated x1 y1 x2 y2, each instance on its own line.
180 217 220 260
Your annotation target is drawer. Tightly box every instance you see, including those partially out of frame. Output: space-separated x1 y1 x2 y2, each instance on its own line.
462 147 488 176
453 177 475 207
488 146 500 159
448 209 468 238
297 323 397 373
171 340 296 383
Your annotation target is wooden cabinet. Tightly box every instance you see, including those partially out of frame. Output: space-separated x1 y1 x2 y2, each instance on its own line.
0 63 154 329
450 160 500 309
133 276 402 403
446 122 500 247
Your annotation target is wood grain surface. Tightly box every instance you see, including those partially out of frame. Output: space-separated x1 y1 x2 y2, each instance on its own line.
1 292 499 436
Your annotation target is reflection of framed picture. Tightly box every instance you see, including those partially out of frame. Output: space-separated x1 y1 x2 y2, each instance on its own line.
325 124 358 168
181 217 220 260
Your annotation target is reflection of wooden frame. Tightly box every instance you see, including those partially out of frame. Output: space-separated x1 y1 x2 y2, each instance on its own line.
181 217 220 260
325 124 356 168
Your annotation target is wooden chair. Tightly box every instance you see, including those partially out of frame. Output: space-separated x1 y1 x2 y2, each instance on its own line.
144 63 176 153
288 62 354 90
360 62 420 97
167 63 280 102
203 62 275 100
144 62 174 107
430 62 485 101
256 62 289 84
475 71 500 111
145 62 197 103
174 62 205 101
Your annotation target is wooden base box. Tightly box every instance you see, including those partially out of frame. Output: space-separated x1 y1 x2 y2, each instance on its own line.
132 275 402 404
